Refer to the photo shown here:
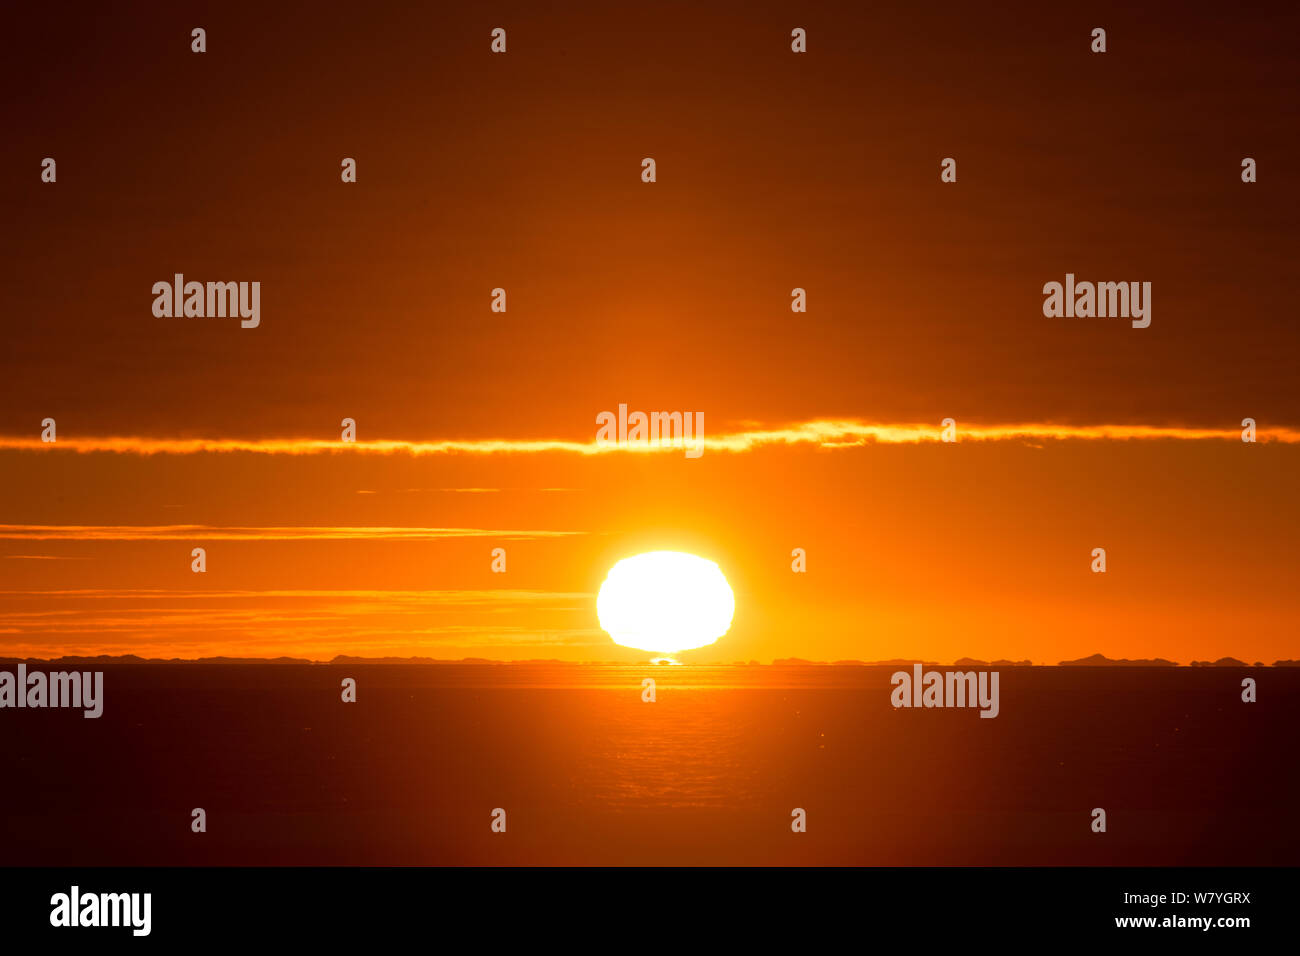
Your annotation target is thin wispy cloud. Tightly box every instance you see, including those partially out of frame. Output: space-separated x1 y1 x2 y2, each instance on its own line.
0 525 586 541
0 419 1294 457
2 554 94 561
0 588 594 601
0 588 604 658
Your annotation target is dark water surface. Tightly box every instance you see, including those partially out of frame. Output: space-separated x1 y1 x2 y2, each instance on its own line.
2 663 1294 865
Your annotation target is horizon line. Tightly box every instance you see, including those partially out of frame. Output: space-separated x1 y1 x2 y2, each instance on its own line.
0 653 1292 667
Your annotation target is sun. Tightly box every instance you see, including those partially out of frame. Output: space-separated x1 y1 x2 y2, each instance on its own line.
596 551 735 654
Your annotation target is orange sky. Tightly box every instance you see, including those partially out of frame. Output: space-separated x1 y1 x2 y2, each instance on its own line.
1 2 1297 663
1 430 1296 663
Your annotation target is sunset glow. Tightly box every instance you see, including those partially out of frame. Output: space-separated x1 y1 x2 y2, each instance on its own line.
596 552 736 654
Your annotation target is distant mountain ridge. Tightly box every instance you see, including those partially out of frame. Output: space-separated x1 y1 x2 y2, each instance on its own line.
1058 652 1177 667
0 653 1286 666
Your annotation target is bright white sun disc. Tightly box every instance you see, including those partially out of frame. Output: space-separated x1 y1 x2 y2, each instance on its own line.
596 551 735 654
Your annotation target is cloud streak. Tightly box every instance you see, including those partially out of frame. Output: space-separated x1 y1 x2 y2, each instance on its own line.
0 420 1294 457
0 526 585 541
0 588 604 658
